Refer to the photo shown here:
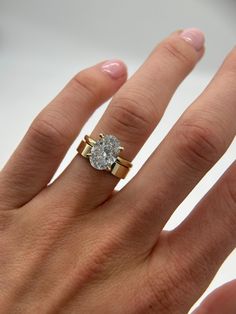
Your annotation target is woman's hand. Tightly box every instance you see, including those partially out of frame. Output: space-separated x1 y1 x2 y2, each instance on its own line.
0 28 235 314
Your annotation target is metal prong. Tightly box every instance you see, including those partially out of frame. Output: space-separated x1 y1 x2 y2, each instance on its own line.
99 133 105 138
119 146 124 151
107 165 112 171
86 153 92 156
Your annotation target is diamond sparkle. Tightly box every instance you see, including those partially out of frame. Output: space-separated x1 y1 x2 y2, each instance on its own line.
89 135 121 170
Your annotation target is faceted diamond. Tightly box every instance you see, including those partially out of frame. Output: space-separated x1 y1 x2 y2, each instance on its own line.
89 135 120 170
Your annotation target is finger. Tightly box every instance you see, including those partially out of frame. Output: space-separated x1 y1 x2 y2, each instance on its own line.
51 28 205 208
117 45 236 246
192 280 236 314
0 60 127 209
165 161 236 310
146 163 235 314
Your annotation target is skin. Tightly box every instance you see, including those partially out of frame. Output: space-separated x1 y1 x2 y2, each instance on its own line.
0 30 235 313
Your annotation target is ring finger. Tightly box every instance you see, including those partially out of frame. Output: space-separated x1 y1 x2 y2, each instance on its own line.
51 29 205 208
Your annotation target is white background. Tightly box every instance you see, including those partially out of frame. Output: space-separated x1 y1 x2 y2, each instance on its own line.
0 0 236 312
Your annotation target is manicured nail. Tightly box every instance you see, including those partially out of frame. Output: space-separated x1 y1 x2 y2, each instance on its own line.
180 28 205 51
101 59 127 79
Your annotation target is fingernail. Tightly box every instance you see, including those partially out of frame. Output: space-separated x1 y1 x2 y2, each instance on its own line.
180 28 205 51
101 59 127 79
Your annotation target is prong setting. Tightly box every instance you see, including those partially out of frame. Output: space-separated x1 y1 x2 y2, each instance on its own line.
77 133 132 179
89 134 120 170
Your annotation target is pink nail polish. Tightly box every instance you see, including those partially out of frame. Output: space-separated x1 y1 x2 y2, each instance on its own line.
101 59 127 79
180 28 205 51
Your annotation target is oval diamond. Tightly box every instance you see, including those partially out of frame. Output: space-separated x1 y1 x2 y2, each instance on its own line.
89 135 121 170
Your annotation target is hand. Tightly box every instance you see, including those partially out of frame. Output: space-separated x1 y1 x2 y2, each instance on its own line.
0 28 235 314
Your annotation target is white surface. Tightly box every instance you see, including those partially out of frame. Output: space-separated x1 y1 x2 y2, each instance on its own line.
0 0 236 312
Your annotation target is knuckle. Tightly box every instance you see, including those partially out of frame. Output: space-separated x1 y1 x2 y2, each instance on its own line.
76 230 125 283
174 119 223 171
108 96 154 141
159 39 195 69
72 70 101 101
28 114 70 152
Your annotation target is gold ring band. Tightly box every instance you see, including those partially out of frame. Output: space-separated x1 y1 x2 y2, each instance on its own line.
77 134 132 179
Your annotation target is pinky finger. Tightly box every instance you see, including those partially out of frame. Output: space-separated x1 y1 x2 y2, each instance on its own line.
166 161 236 312
192 279 236 314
